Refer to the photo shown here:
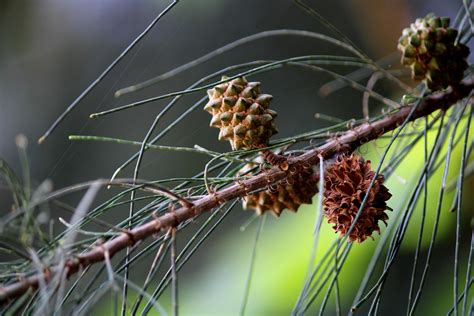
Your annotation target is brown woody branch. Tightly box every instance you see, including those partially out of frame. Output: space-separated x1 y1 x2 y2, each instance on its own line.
1 78 472 302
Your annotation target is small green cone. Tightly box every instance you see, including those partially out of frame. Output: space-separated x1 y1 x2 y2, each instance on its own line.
397 13 470 90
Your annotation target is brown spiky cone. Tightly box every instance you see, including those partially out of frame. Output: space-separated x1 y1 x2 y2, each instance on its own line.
323 154 392 243
204 76 278 150
239 159 319 217
398 14 470 91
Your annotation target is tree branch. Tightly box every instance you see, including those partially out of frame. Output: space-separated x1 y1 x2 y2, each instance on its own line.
1 78 472 302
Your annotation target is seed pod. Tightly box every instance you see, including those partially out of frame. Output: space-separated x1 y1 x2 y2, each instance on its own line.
239 158 319 217
398 14 470 90
204 77 278 150
323 154 392 243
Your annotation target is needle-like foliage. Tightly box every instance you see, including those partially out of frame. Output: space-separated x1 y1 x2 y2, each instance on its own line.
0 1 473 315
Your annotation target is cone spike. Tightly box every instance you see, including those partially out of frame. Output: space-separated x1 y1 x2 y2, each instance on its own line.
210 115 221 127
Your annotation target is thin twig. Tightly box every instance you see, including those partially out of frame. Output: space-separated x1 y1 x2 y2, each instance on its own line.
0 78 472 302
37 0 179 144
171 228 178 316
240 216 266 316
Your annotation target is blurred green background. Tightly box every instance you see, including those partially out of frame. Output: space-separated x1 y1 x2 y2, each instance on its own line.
0 0 472 315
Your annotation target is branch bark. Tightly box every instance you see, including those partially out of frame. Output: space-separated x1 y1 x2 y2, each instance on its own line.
1 78 472 302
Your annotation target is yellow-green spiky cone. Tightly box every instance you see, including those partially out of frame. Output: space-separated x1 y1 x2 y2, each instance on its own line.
203 76 278 150
398 14 470 91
